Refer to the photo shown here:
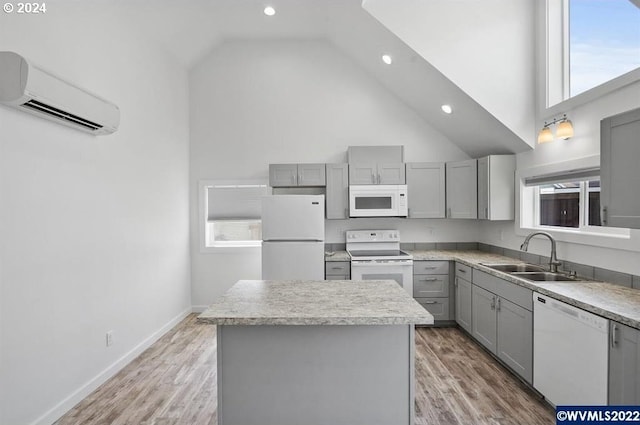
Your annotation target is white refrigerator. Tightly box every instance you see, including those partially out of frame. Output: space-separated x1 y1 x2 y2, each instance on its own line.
261 195 325 280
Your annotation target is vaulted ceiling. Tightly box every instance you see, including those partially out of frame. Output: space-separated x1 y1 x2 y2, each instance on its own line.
56 0 535 157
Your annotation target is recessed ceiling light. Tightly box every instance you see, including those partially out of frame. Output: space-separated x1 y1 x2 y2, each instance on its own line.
441 104 453 114
381 54 393 65
264 6 276 16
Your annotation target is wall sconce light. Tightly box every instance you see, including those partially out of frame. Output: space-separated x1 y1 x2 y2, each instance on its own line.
537 114 574 144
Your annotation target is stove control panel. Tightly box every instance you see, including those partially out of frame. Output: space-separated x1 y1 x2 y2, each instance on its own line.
346 230 400 242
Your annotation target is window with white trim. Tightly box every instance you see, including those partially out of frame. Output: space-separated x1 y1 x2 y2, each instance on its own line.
525 168 604 231
545 0 640 107
201 181 269 248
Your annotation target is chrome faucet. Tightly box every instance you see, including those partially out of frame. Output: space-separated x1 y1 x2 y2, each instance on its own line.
520 231 561 273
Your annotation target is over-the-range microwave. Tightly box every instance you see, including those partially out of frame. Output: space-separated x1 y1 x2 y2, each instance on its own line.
349 185 408 217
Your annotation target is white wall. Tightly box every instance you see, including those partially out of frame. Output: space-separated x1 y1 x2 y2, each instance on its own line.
0 5 191 425
362 0 537 146
189 39 472 308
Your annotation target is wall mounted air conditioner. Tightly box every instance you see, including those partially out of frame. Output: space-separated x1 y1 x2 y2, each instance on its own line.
0 51 119 135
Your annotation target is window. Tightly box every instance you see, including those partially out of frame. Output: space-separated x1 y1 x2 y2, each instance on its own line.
200 180 269 249
535 179 600 229
545 0 640 108
524 167 602 231
569 0 640 97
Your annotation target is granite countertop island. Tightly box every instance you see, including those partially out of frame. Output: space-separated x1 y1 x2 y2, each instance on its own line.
198 279 434 326
198 279 431 425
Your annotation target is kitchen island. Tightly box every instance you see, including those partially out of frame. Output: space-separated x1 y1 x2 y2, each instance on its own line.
198 279 433 425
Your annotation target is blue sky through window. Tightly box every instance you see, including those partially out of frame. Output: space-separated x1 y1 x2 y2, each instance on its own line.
569 0 640 96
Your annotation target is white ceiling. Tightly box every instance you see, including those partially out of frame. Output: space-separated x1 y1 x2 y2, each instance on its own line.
58 0 532 156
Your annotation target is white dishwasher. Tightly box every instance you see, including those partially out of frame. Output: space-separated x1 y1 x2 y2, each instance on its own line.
533 292 609 406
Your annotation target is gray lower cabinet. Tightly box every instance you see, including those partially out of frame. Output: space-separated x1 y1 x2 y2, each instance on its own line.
325 164 349 219
471 270 533 384
413 261 452 323
472 285 497 353
609 321 640 405
454 264 472 334
325 261 350 280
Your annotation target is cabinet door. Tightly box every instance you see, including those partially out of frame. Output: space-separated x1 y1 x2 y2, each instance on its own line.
497 297 533 384
416 298 450 321
349 163 377 185
477 156 489 219
378 163 406 184
298 163 326 186
455 277 472 334
609 321 640 405
406 162 445 218
269 164 298 187
471 284 497 354
325 164 349 219
601 107 640 229
445 159 478 219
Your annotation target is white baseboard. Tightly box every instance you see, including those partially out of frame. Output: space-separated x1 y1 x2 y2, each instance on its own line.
31 307 192 425
191 305 209 313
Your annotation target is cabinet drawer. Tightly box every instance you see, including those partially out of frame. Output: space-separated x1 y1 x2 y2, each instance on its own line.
325 261 350 276
414 261 449 275
415 298 451 321
473 269 532 311
413 275 449 297
455 263 472 280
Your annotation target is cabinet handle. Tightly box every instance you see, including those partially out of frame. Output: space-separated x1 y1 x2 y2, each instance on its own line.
448 207 452 218
291 174 296 184
457 268 467 273
490 296 496 310
377 173 381 184
423 301 438 305
484 207 488 219
408 208 411 218
602 206 608 226
496 297 501 311
344 208 348 218
611 323 618 348
331 267 343 270
298 174 302 184
423 277 438 281
371 173 376 184
423 266 437 270
454 277 458 287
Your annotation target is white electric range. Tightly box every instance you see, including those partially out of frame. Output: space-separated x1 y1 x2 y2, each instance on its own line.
346 230 413 296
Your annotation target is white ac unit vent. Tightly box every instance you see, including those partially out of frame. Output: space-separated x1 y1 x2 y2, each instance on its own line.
0 51 120 135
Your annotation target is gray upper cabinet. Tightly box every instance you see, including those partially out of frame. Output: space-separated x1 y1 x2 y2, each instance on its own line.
601 107 640 229
405 162 446 218
477 155 515 220
609 321 640 405
349 162 405 185
269 164 326 187
446 159 478 219
325 164 349 220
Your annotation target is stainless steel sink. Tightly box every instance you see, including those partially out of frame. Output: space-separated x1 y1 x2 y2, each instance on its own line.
511 272 577 282
482 263 546 273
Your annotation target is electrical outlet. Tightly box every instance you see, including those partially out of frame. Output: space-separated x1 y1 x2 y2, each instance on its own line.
106 331 114 347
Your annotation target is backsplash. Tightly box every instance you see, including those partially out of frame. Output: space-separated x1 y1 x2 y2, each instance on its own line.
324 241 640 290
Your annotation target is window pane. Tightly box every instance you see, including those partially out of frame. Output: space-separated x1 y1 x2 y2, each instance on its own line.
212 220 262 242
539 182 580 228
587 180 601 226
569 0 640 97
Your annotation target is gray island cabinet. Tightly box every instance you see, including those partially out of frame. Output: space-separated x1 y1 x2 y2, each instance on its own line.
198 279 433 425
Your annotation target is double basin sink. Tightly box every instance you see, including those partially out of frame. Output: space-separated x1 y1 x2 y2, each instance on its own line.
482 263 578 282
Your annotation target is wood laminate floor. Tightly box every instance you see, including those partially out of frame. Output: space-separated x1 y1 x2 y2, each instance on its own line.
55 315 554 425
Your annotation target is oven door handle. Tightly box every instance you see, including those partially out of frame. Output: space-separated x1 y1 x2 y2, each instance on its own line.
351 260 413 266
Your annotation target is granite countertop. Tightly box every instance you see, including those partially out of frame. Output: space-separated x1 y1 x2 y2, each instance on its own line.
198 279 434 326
324 251 351 262
324 249 640 329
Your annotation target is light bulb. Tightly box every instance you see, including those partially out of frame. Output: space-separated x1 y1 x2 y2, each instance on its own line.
537 126 553 144
381 54 392 65
264 6 276 16
556 119 574 140
441 104 453 114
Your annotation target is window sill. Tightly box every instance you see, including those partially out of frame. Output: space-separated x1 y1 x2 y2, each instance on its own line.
515 224 638 252
200 243 262 254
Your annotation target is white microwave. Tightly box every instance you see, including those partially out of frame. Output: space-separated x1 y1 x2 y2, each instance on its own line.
349 185 408 217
